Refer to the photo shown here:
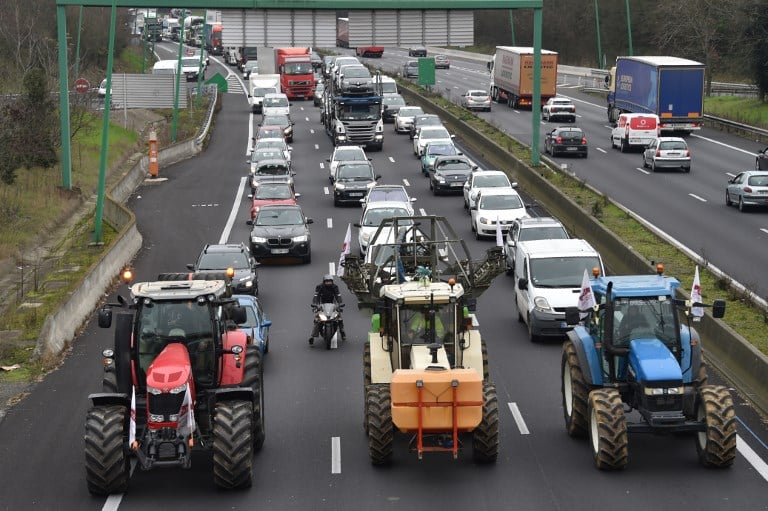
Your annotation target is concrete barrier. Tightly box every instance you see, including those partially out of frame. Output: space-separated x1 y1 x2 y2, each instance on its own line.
399 86 768 416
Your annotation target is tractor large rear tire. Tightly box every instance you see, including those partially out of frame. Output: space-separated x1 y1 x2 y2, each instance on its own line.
695 385 737 468
213 400 254 489
472 382 500 463
240 346 265 451
363 343 372 434
562 341 591 438
84 405 130 496
588 388 628 470
481 340 490 381
366 384 393 465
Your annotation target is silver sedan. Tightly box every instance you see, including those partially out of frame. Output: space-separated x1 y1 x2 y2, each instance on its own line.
726 170 768 212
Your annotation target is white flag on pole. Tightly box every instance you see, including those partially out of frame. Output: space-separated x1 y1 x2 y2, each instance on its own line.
179 385 195 438
337 223 352 276
495 217 503 247
691 265 703 320
577 268 596 317
128 385 136 447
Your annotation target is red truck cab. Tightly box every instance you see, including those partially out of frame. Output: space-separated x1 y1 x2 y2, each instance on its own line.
275 47 315 100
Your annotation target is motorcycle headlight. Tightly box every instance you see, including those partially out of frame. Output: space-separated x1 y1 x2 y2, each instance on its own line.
293 234 308 242
251 236 267 243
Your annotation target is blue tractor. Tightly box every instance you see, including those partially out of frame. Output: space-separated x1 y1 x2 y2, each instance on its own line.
561 268 736 470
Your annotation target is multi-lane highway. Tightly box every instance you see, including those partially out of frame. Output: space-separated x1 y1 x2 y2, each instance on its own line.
0 47 765 510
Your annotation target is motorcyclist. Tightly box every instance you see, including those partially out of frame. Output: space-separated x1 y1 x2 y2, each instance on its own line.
308 274 346 345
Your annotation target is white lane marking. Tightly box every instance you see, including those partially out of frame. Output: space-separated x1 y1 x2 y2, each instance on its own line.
737 435 768 483
760 228 768 236
327 218 333 229
219 176 247 244
403 179 411 187
331 436 341 474
595 147 607 154
305 117 309 122
320 162 325 169
329 262 336 275
246 112 254 155
636 167 650 175
419 207 427 215
507 402 530 434
689 193 707 202
315 144 319 150
324 186 330 195
389 156 396 163
310 128 315 134
691 133 760 156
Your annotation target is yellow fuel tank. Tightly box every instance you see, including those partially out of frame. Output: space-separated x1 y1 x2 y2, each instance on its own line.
391 368 483 432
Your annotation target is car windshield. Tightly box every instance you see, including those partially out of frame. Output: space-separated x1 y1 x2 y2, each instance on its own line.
334 148 366 161
256 164 289 175
254 141 287 153
198 252 249 270
427 144 456 156
479 194 523 210
367 188 408 202
422 128 450 140
529 256 602 288
659 140 687 150
251 149 284 161
437 160 471 171
398 107 423 118
284 62 313 75
264 97 289 107
518 226 568 242
469 91 488 97
255 208 304 226
262 115 290 126
337 164 374 180
253 87 277 96
557 130 583 140
338 102 381 121
181 57 200 67
383 96 406 106
255 184 292 199
344 67 371 78
474 175 510 187
363 208 412 226
552 99 571 106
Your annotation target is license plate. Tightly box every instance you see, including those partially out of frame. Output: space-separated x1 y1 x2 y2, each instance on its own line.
566 147 578 151
271 248 289 254
349 192 364 197
451 182 464 187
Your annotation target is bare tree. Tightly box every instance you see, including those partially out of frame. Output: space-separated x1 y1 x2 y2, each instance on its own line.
0 0 56 75
653 0 735 96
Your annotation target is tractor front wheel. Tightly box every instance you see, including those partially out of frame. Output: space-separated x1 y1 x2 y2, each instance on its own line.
240 346 265 450
213 400 254 489
472 382 500 462
84 405 130 496
363 344 372 435
366 384 393 465
695 385 737 468
588 388 628 470
562 341 591 438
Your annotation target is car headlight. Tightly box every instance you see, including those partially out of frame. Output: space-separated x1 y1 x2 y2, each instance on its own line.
479 216 489 224
361 232 371 243
335 183 346 190
533 296 554 313
366 181 376 188
251 236 267 243
436 175 445 183
239 275 253 282
293 234 308 242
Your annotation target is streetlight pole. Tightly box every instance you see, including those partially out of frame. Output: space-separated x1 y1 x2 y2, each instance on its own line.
172 12 186 143
74 6 83 79
594 0 603 69
625 0 634 56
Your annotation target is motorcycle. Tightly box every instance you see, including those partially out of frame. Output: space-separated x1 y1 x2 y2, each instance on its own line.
313 302 345 350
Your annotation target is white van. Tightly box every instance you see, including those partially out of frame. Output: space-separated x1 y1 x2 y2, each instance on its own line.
152 60 179 75
374 75 398 95
514 239 605 342
610 112 659 152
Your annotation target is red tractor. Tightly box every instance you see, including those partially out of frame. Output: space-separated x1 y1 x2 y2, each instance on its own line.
84 270 265 494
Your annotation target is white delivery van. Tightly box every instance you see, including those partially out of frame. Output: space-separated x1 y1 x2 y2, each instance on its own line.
610 112 660 152
248 74 280 113
152 60 179 75
374 75 398 95
514 238 605 342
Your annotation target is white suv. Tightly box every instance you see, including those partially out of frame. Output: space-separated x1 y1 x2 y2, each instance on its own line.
463 170 513 211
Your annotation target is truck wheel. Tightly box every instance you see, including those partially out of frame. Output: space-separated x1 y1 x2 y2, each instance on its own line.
472 382 500 463
240 347 265 450
366 384 393 465
562 341 591 438
84 405 130 496
695 385 736 468
213 400 254 489
588 388 628 470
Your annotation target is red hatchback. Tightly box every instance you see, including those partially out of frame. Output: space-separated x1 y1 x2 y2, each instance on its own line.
249 182 299 221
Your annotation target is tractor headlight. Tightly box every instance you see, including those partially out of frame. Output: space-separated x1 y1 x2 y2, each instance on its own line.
169 384 187 394
148 414 165 423
644 386 683 396
147 386 163 395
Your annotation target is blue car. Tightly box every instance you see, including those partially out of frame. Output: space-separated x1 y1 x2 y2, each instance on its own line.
233 295 272 354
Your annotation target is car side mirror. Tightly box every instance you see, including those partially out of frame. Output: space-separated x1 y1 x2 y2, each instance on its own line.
246 220 253 226
295 192 302 198
411 197 417 202
97 307 113 328
517 278 528 289
353 223 361 228
375 175 382 180
470 205 477 210
186 263 195 270
306 218 314 224
711 299 726 319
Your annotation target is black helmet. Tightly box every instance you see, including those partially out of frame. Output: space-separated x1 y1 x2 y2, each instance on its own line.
323 274 334 285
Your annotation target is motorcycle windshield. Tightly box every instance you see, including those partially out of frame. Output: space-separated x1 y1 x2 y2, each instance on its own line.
321 303 337 316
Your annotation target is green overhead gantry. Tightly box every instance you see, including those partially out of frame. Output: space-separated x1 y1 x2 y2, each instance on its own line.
55 0 543 242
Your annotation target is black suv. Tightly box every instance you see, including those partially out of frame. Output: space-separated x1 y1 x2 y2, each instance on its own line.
187 243 259 296
332 161 381 206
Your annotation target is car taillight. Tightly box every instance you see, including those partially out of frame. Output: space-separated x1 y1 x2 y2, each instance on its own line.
685 149 690 157
581 138 587 145
744 187 753 193
556 137 563 143
656 149 662 157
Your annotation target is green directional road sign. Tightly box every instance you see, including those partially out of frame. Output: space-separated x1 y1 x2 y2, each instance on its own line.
206 73 228 93
418 58 436 87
